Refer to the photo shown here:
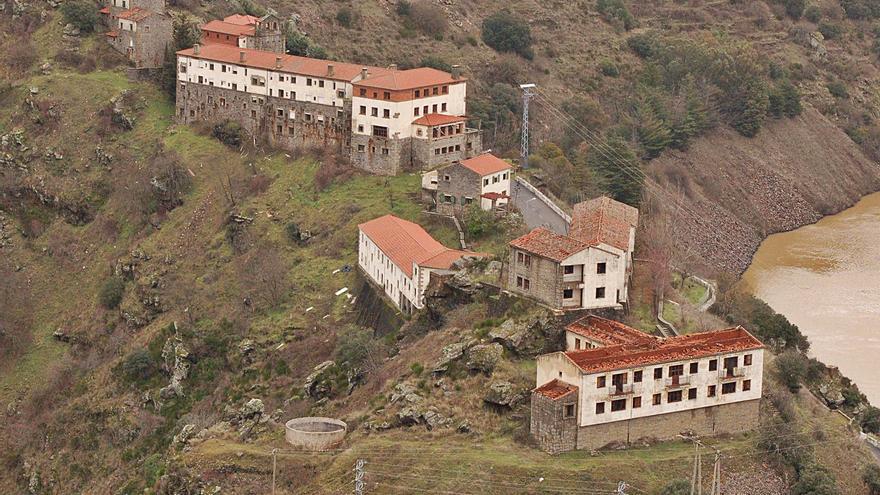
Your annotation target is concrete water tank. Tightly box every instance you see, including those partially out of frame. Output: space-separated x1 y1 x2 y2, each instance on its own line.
284 417 347 451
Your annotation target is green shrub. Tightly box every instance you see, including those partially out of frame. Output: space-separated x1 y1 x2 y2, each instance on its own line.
481 10 533 59
99 276 125 309
864 465 880 495
841 0 880 20
599 59 619 77
626 33 659 58
410 362 424 376
660 479 690 495
768 81 802 118
818 21 843 40
463 203 499 239
782 0 806 19
827 80 849 98
862 406 880 434
395 0 411 16
122 349 158 384
402 1 447 35
804 5 822 22
596 0 635 30
776 349 808 392
791 464 838 495
587 136 643 206
420 56 453 72
336 7 356 28
212 120 243 147
61 1 98 33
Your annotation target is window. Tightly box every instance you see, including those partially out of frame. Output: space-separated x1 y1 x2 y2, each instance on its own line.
277 108 284 117
669 364 684 377
373 126 388 137
443 174 451 182
742 380 751 392
209 63 214 70
632 396 642 408
383 91 391 100
359 105 366 115
688 388 697 400
414 107 420 116
318 80 324 88
721 382 736 394
654 368 663 379
563 288 574 299
724 356 739 370
414 89 420 98
633 370 643 383
441 102 447 111
432 87 439 95
708 385 716 397
597 376 606 388
381 148 389 156
611 399 626 412
371 107 378 117
357 144 365 152
564 404 575 418
575 338 581 350
563 265 575 275
597 262 607 274
653 393 661 405
359 88 367 96
744 354 753 366
668 391 683 403
595 287 606 299
483 178 489 186
337 90 345 98
709 359 718 371
357 124 364 133
595 402 605 414
383 109 390 118
306 78 312 86
517 252 531 267
523 278 530 290
432 104 438 113
689 362 698 374
516 276 530 290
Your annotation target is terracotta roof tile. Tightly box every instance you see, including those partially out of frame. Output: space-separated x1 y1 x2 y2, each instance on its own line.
569 196 638 252
534 379 578 400
105 29 119 37
357 67 464 90
222 13 260 25
201 19 255 36
563 326 764 374
358 215 484 277
565 315 657 346
460 153 511 176
99 6 110 14
177 44 392 82
117 7 154 21
412 113 466 126
509 227 590 262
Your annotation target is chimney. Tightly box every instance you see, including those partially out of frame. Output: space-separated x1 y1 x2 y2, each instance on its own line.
388 63 398 70
275 56 282 69
193 43 200 55
327 64 335 77
360 67 368 80
451 64 461 80
239 51 246 63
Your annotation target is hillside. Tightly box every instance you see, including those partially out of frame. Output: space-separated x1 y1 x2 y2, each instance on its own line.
2 0 880 494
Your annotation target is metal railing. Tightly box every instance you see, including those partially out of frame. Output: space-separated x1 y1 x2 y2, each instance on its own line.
608 383 636 397
719 367 745 379
665 375 690 389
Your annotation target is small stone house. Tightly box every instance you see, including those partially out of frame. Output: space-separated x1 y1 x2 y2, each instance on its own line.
507 196 637 311
201 13 286 53
101 0 171 68
431 153 512 215
531 316 765 453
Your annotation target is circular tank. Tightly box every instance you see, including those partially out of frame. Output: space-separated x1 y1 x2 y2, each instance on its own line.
284 417 347 451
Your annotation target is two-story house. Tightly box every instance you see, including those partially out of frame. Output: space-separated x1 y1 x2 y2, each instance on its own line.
531 316 765 453
507 196 637 311
357 214 485 314
424 153 512 215
100 0 171 68
201 13 286 53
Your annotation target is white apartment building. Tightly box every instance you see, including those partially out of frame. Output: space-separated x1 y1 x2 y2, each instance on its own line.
357 215 485 314
531 317 765 453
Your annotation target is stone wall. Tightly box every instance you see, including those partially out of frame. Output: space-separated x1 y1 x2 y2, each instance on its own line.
574 399 760 451
531 391 579 454
436 162 480 215
350 134 407 176
507 251 562 309
107 14 171 69
411 130 482 170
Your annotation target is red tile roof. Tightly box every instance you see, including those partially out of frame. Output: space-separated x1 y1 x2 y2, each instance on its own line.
177 44 392 82
117 7 154 21
565 315 657 346
412 113 466 126
359 215 485 277
358 67 464 90
222 13 260 25
569 196 638 252
201 19 255 37
99 6 110 14
481 191 509 200
534 379 578 400
563 326 764 374
460 153 512 176
105 29 119 37
509 227 590 262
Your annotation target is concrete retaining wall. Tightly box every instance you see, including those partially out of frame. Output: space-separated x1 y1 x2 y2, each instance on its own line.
285 417 347 451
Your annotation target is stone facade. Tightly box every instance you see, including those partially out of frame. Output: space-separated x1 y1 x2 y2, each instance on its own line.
350 134 408 176
435 162 481 215
508 252 563 308
530 391 579 454
411 129 482 171
177 82 350 153
117 13 172 69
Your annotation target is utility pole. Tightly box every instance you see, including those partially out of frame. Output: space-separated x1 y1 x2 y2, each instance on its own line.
519 83 536 169
354 459 366 495
271 448 278 495
690 441 702 495
709 450 722 495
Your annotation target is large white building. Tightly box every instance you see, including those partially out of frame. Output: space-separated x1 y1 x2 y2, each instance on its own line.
531 315 765 453
357 215 485 314
507 196 638 311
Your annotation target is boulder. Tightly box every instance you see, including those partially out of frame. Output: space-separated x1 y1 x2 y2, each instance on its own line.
490 316 557 357
465 343 503 374
304 361 336 399
173 424 196 448
397 406 422 426
159 335 191 399
390 382 423 404
240 398 265 418
432 338 476 373
483 381 525 409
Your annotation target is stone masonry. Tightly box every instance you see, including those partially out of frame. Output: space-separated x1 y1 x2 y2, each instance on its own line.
530 390 579 454
508 252 564 309
435 161 481 215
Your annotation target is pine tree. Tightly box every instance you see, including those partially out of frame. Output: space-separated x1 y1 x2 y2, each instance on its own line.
637 103 671 158
587 136 643 207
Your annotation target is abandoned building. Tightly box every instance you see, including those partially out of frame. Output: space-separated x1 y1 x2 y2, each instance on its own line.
176 34 482 175
357 215 485 314
201 13 286 53
507 196 637 311
531 316 765 453
421 153 512 215
100 0 171 68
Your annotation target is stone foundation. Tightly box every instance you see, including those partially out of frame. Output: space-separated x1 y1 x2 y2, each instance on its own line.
530 391 578 454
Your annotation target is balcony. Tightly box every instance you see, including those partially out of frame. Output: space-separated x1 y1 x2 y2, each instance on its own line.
608 383 635 397
719 367 746 379
665 375 690 389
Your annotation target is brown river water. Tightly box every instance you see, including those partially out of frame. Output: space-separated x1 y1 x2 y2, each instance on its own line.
742 191 880 405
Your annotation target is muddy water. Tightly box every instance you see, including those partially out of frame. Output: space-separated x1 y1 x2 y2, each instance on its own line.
742 192 880 405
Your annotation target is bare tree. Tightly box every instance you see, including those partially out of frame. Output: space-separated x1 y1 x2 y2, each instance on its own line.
639 204 674 317
238 244 290 309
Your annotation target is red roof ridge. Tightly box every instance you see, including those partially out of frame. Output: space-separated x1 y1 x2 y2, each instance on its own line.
565 314 657 346
412 113 467 126
534 379 578 400
459 153 511 176
509 227 591 263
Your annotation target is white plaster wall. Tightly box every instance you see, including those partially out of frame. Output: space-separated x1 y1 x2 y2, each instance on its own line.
561 245 626 310
351 83 467 139
479 170 511 210
357 230 420 311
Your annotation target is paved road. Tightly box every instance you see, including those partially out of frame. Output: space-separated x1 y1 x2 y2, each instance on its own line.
511 179 570 235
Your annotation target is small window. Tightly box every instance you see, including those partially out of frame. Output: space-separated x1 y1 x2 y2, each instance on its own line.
306 78 312 86
743 380 752 392
359 105 366 115
669 364 684 377
443 174 451 182
708 385 716 397
596 376 606 388
359 88 367 96
383 91 391 100
633 370 643 383
441 102 447 111
595 287 606 299
689 362 698 374
668 391 683 403
318 80 325 88
597 262 607 274
595 402 605 414
381 148 389 155
709 359 718 371
414 107 420 116
563 265 575 275
357 124 364 133
654 368 663 379
632 396 642 408
414 89 420 98
688 388 697 400
357 144 365 152
371 107 378 117
652 393 661 405
744 354 753 366
611 399 626 412
563 288 574 299
575 338 581 350
722 382 736 394
337 90 345 98
564 404 575 418
383 108 390 118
